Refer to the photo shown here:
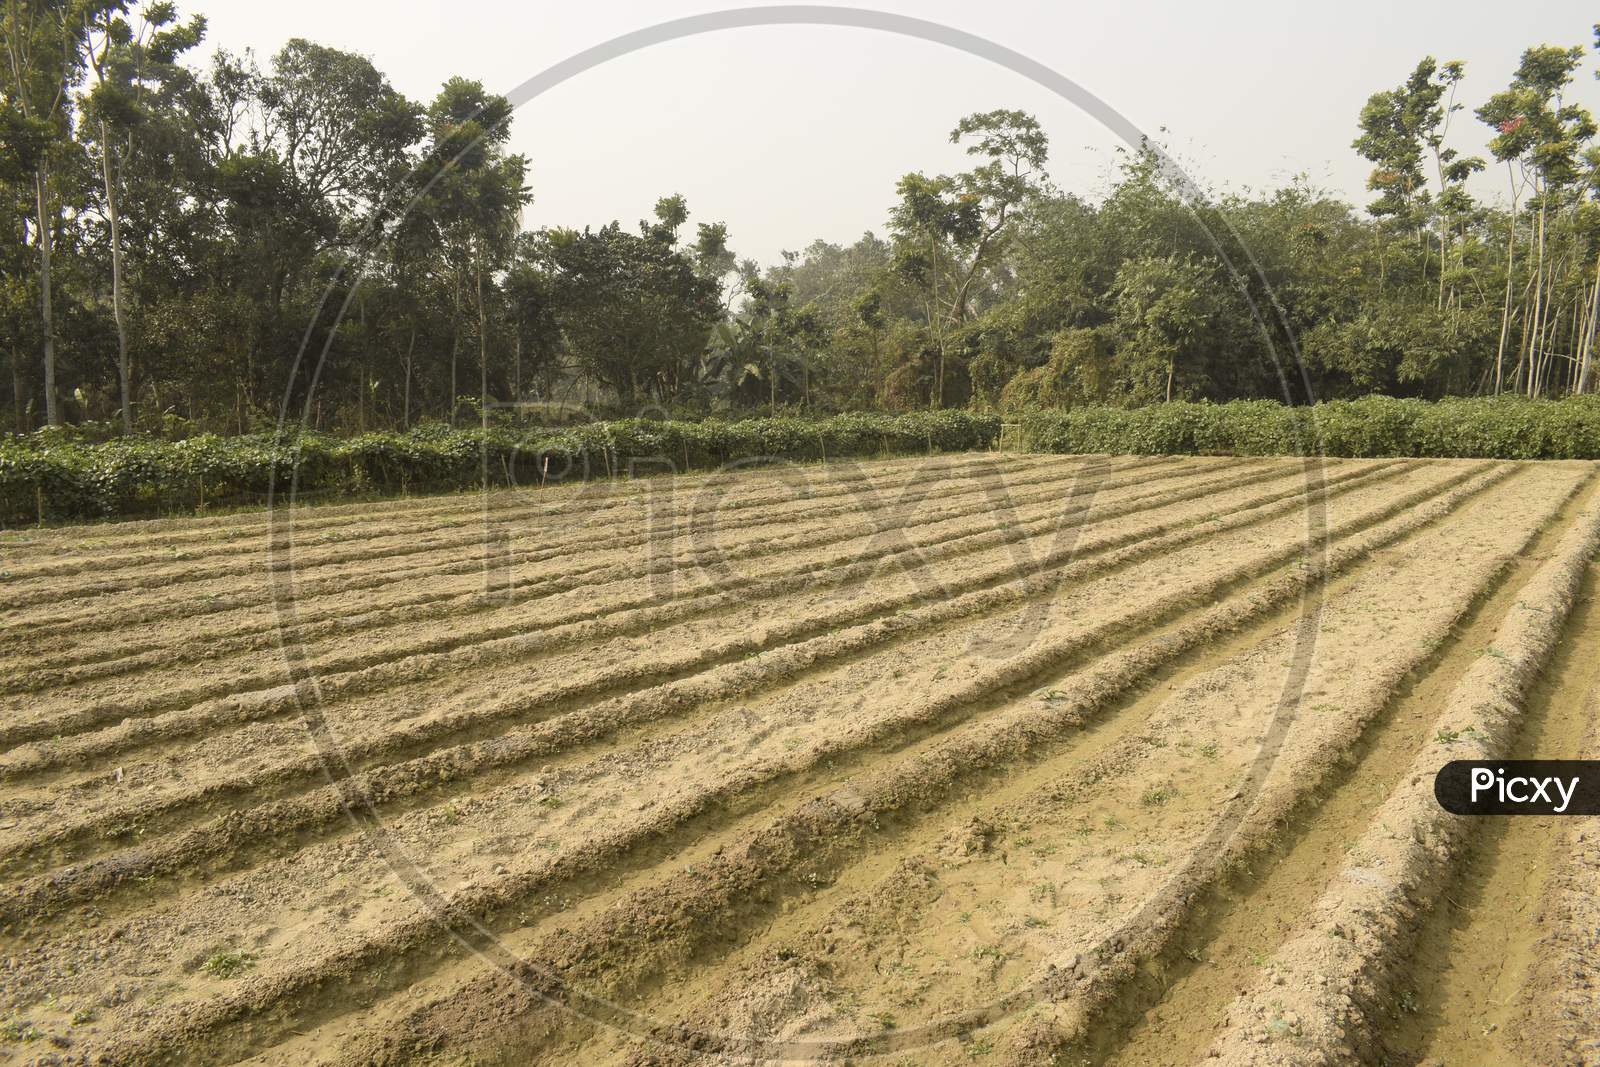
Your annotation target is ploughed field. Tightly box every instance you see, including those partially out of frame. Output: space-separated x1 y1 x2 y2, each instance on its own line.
2 452 1599 1066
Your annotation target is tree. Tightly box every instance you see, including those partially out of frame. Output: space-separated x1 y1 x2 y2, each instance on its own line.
890 109 1047 408
1353 57 1484 316
418 77 525 424
3 0 90 425
1478 44 1596 395
80 0 205 430
501 232 562 402
541 197 721 407
1110 253 1221 402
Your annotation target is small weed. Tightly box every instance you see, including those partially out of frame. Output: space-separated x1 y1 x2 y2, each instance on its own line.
1198 742 1219 759
200 950 257 979
0 1020 43 1043
869 1010 897 1030
1140 786 1177 807
1022 915 1049 929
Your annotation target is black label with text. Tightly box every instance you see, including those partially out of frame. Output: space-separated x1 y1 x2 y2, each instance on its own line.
1435 760 1600 816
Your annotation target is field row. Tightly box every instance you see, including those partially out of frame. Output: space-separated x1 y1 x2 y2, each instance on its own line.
0 452 1596 1065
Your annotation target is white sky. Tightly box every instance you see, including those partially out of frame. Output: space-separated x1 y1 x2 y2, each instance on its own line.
192 0 1599 267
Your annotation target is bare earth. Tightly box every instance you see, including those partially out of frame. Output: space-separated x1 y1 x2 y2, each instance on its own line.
1 452 1597 1066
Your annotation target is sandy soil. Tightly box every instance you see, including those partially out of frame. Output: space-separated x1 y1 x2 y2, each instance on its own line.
0 452 1596 1067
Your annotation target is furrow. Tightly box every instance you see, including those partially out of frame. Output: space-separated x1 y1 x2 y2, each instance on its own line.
0 459 1434 867
0 453 1076 581
0 464 1413 923
0 454 1089 611
1199 476 1600 1066
120 463 1519 1067
0 453 1136 646
0 456 1210 693
0 457 1309 750
441 463 1584 1067
18 465 1506 1065
1359 503 1600 1065
1059 465 1598 1067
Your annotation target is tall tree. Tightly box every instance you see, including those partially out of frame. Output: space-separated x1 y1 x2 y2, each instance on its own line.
1478 44 1595 394
80 0 204 430
2 0 89 425
419 77 525 424
890 109 1047 407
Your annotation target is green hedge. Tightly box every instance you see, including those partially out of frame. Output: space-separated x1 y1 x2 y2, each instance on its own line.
1019 396 1600 461
0 410 1000 525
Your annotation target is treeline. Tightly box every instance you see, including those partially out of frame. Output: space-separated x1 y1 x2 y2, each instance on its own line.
3 4 1600 435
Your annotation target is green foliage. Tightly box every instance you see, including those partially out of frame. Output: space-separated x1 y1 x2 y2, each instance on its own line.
540 213 723 406
1019 395 1600 459
7 23 1600 441
0 410 1001 524
198 950 257 979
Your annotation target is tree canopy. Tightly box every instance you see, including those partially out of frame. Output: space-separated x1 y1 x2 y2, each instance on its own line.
3 6 1600 435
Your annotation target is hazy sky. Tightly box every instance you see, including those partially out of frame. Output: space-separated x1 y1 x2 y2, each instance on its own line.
192 0 1598 267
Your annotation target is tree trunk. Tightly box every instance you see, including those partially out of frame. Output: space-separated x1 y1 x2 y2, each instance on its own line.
99 120 132 433
1493 165 1518 395
33 165 58 427
10 349 26 432
476 258 488 421
1576 254 1600 394
357 292 368 432
1526 193 1548 398
402 325 415 429
448 276 462 427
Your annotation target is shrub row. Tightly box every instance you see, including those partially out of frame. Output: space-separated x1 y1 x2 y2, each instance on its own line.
0 410 1001 525
1019 396 1600 461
